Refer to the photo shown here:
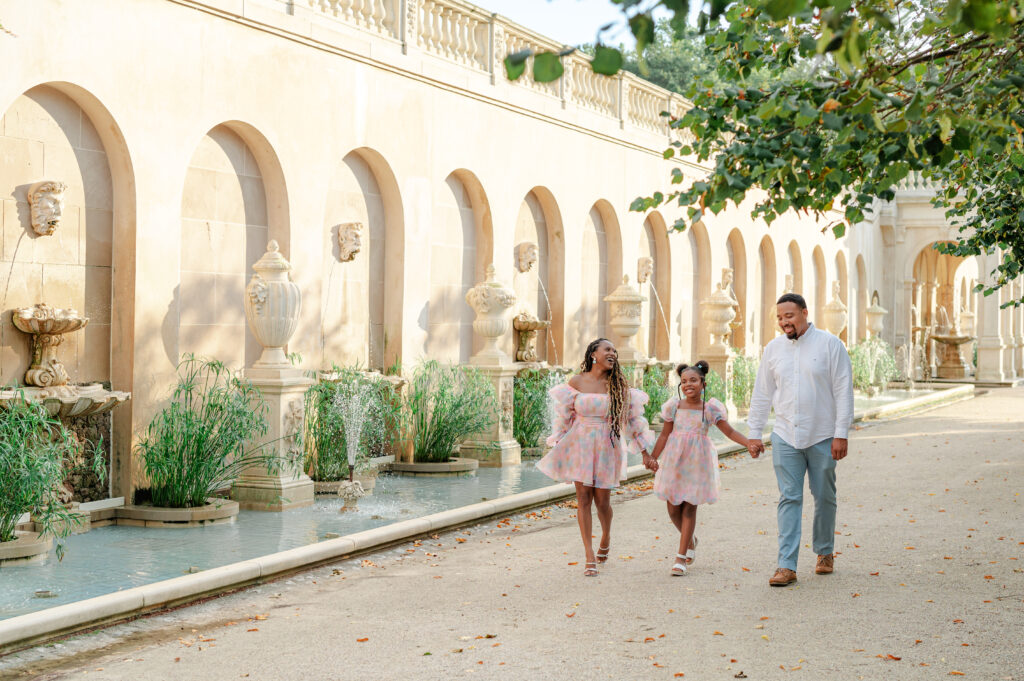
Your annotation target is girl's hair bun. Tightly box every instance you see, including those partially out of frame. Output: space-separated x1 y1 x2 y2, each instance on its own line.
676 361 710 378
694 360 710 375
675 363 689 378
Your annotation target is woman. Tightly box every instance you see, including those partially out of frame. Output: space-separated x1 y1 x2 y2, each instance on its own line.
536 338 655 577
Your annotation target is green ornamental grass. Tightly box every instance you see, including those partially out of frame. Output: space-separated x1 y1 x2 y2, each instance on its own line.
0 395 102 558
642 365 672 424
135 355 273 508
408 361 497 463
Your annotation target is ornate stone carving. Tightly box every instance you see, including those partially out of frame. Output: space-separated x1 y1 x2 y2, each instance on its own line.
514 242 538 273
465 264 516 365
244 240 302 368
783 274 795 295
27 181 68 236
500 383 513 431
336 480 365 512
604 275 646 362
283 398 304 461
637 256 654 284
337 222 363 262
512 311 549 362
822 281 849 339
865 293 888 338
13 304 89 388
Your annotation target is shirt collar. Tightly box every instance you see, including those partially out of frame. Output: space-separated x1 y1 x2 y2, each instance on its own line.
789 322 815 344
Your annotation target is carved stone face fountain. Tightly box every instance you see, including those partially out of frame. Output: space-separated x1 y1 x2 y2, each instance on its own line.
929 306 974 379
4 303 130 417
27 181 68 236
512 311 549 363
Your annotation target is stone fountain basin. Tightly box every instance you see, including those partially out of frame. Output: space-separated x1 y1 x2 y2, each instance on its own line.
931 333 973 345
12 305 88 335
0 383 130 418
512 317 550 332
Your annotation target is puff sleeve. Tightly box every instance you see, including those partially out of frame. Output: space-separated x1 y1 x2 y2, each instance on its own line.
659 396 679 424
624 388 657 456
705 398 728 425
544 383 577 448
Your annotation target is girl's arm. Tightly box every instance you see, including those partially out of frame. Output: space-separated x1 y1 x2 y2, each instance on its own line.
644 421 673 471
715 419 752 449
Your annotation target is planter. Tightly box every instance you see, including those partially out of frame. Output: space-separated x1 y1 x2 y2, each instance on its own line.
390 457 479 477
116 498 238 528
0 531 53 566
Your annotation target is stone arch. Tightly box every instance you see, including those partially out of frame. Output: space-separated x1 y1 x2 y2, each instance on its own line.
638 212 672 360
514 186 565 364
811 245 826 326
725 228 747 351
855 254 867 341
578 199 622 348
427 169 492 363
178 121 288 369
688 221 712 355
758 235 777 346
322 146 405 371
787 240 803 295
835 251 849 343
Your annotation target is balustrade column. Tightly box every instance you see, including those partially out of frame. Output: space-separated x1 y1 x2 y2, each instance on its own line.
1001 282 1019 378
617 74 626 129
1015 280 1024 373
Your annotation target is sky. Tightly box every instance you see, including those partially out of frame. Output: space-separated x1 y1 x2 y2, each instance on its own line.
469 0 669 49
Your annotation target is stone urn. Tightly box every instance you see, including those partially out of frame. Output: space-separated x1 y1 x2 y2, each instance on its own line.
13 304 89 387
822 281 849 339
245 240 301 368
866 298 888 338
512 311 549 363
701 286 738 354
604 275 646 362
465 264 517 366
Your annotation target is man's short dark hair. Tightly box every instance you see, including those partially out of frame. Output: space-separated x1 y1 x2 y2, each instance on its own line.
776 293 807 310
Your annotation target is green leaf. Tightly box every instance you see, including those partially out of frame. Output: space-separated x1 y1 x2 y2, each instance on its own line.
628 13 656 53
822 112 844 130
532 52 564 83
764 0 806 20
962 0 998 31
591 45 623 75
832 222 847 238
503 50 530 81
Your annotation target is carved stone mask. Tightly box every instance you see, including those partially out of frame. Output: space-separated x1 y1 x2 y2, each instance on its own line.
637 257 654 284
515 242 538 273
28 181 68 236
337 222 363 262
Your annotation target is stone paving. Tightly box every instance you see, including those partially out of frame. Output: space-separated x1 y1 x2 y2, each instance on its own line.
1 388 1022 681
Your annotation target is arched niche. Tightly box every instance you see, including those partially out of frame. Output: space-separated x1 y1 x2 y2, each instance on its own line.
688 220 712 355
178 121 288 369
513 186 565 365
0 81 137 497
322 146 405 371
637 212 672 360
835 252 849 343
758 235 777 346
811 245 826 327
855 254 868 341
726 228 747 351
427 169 492 363
787 240 804 296
577 199 622 348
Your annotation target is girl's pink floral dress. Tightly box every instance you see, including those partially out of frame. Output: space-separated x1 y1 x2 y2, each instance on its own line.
653 397 726 505
536 384 656 489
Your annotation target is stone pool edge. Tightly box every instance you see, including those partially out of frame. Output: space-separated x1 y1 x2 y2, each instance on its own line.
0 383 975 654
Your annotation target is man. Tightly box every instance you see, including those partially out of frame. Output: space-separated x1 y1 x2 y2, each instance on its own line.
747 293 854 587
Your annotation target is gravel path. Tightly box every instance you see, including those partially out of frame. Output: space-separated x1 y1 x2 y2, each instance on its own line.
2 387 1022 681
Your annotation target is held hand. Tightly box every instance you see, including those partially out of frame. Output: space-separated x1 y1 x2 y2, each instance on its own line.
831 438 848 461
642 453 659 472
747 439 764 458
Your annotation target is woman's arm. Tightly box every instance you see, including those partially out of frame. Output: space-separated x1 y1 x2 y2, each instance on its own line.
644 421 673 471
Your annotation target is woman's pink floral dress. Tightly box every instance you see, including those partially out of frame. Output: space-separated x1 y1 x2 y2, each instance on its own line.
536 384 656 489
653 397 726 505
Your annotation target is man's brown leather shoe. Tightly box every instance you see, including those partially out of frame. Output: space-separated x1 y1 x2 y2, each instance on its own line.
815 554 834 575
769 568 797 586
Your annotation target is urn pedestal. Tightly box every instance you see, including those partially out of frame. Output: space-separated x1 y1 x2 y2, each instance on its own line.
822 282 849 341
700 285 738 418
461 265 521 467
231 241 314 510
604 276 646 388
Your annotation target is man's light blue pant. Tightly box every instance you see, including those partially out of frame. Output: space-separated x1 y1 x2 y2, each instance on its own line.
771 434 837 571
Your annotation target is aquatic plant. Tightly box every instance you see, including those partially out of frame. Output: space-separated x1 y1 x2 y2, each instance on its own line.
850 336 897 394
513 368 567 450
642 365 672 423
730 351 760 410
407 361 497 463
0 395 103 556
136 355 273 508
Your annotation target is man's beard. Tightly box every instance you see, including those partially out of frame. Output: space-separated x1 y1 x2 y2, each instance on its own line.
784 328 798 339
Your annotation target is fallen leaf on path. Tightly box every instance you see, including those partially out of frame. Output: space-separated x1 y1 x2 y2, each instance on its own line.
741 567 750 572
870 572 879 576
246 628 259 632
357 638 368 642
674 674 685 678
949 672 965 676
644 637 655 642
760 616 770 621
456 538 467 543
567 562 578 565
713 631 724 636
984 575 994 579
565 613 575 618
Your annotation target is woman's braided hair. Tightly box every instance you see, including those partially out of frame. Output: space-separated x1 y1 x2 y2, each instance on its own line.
581 338 629 442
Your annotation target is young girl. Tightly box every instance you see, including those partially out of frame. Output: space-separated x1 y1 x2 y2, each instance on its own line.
537 338 655 577
644 361 759 575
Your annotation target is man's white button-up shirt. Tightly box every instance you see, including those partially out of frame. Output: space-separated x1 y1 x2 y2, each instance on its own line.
747 323 855 449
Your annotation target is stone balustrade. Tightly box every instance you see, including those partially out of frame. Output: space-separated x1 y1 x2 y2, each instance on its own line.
291 0 684 139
